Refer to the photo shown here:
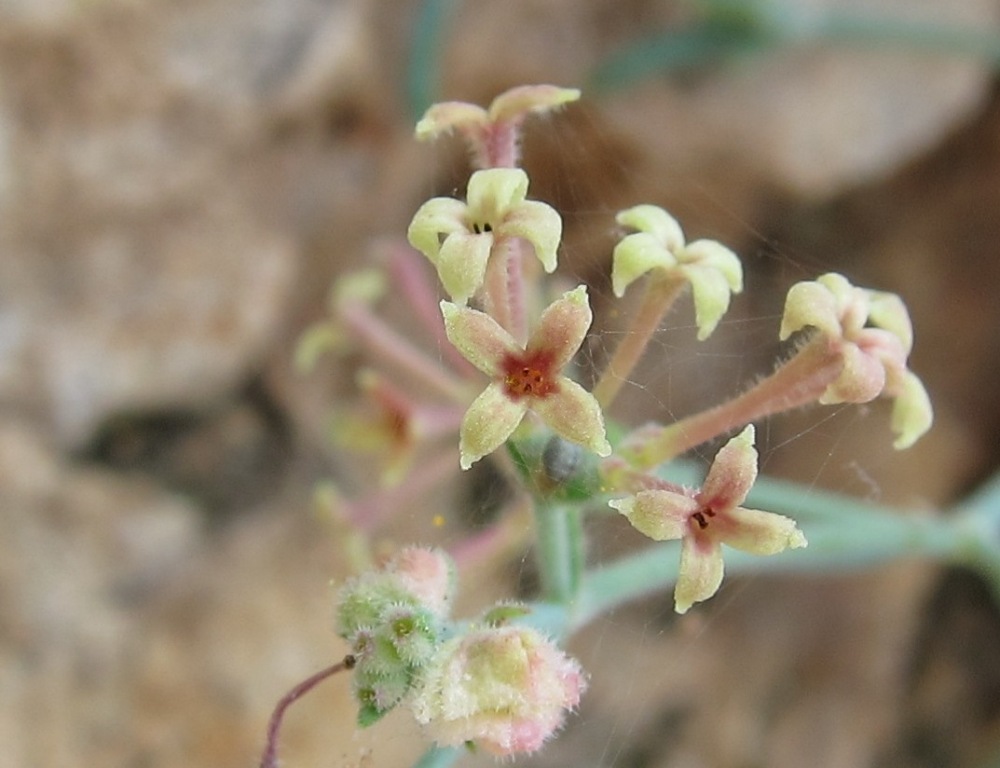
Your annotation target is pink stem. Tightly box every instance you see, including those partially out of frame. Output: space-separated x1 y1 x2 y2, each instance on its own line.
472 120 522 169
482 238 528 345
386 245 477 377
626 337 845 470
259 656 355 768
339 302 469 403
593 276 686 409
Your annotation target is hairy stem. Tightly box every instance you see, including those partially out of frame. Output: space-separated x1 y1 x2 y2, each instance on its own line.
626 336 843 469
593 276 686 409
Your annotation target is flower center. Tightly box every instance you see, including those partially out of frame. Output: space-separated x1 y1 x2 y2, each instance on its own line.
471 221 494 235
691 507 717 530
501 351 557 400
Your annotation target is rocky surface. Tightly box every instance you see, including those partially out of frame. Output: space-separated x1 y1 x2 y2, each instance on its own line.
2 1 1000 767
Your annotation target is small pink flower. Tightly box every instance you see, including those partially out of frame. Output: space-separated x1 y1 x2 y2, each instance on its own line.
440 285 611 469
610 426 806 613
411 624 587 756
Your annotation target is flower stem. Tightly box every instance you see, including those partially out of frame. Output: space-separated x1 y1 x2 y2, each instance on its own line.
386 244 477 377
534 500 585 605
259 656 356 768
626 336 843 468
339 301 470 403
575 500 961 632
483 238 528 345
593 276 685 410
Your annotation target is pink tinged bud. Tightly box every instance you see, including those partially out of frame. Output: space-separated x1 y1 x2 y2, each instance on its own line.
610 426 807 613
387 546 456 619
779 272 932 448
612 204 743 340
441 286 611 469
411 625 587 756
407 168 561 305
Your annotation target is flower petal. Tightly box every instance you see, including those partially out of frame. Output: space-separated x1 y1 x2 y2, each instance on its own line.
528 285 592 370
611 231 676 297
820 342 886 404
415 102 489 141
700 425 758 512
488 85 581 122
532 377 611 457
891 370 933 450
610 489 695 541
867 290 913 355
466 168 528 222
721 506 807 555
501 199 562 273
459 382 527 469
779 278 841 341
616 205 685 250
436 232 493 305
407 198 470 262
675 537 724 614
441 301 519 377
682 239 743 291
680 262 734 340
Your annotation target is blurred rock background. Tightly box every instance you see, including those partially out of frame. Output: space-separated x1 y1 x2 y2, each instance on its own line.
2 0 1000 766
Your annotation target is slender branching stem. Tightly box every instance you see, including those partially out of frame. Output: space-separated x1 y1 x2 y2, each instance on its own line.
340 301 470 402
593 276 685 409
259 656 356 768
626 336 844 469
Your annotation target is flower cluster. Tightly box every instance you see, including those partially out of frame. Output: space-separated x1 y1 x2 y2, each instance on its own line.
270 84 937 766
334 547 586 755
335 547 456 725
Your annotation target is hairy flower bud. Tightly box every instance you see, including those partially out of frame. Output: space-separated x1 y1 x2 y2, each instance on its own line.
334 547 455 726
411 624 587 756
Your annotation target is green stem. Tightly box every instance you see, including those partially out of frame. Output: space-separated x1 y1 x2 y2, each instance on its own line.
412 746 461 768
533 500 584 606
574 507 963 632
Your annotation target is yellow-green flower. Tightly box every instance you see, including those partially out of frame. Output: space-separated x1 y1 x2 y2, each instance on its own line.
780 272 932 449
612 204 743 340
407 168 561 305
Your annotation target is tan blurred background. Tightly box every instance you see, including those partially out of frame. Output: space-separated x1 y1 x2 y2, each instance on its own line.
3 0 1000 766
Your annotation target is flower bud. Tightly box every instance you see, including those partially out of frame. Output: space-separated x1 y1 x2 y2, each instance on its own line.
411 625 587 756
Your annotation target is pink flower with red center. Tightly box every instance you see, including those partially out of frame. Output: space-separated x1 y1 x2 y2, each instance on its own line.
610 425 807 613
440 285 611 469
